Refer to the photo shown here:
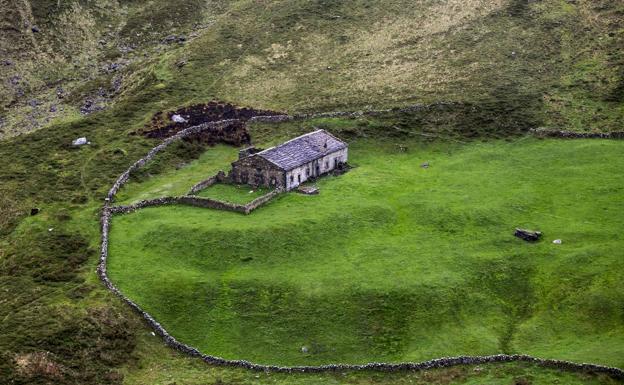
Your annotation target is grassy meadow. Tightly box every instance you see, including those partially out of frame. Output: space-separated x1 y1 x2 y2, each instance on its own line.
108 137 624 367
196 184 272 204
115 144 237 205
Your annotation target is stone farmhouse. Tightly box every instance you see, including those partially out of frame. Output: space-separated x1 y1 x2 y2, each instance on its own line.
229 129 348 190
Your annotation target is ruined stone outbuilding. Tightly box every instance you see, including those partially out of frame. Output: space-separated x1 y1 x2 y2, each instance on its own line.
229 129 348 190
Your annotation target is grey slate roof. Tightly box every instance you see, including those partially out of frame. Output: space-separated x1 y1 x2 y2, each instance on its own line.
256 129 347 171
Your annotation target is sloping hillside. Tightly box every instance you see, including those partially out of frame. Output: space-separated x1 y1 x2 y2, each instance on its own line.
0 1 623 384
1 0 623 138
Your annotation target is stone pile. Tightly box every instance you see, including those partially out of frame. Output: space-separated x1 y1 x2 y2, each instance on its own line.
514 228 542 242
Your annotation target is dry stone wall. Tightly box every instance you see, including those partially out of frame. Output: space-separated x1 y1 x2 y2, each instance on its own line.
530 128 624 139
179 195 246 213
98 109 624 377
188 171 228 195
244 189 282 214
109 191 280 216
107 119 241 201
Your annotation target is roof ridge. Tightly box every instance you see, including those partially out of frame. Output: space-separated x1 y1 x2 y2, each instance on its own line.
255 129 325 156
249 129 346 171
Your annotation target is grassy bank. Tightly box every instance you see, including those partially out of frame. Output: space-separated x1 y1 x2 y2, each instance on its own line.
108 137 624 367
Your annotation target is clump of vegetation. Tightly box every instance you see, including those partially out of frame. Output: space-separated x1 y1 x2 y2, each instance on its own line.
0 223 137 384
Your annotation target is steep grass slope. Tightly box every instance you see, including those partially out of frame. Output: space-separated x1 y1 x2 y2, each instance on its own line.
108 138 624 367
1 0 623 138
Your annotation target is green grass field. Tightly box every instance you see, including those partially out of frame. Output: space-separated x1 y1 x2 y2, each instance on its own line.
115 144 237 205
107 137 624 368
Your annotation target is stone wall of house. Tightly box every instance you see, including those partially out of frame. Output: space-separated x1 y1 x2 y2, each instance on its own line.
284 148 348 190
229 155 286 189
285 163 311 190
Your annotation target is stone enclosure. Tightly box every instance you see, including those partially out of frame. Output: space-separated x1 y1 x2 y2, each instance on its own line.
97 107 624 377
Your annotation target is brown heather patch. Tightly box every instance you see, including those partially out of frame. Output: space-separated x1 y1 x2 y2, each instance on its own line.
0 194 25 236
214 0 512 111
15 351 64 379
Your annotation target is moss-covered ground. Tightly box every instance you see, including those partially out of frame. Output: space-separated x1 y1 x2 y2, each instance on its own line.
108 138 624 367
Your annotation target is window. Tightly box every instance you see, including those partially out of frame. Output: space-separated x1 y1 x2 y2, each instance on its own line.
290 175 294 183
298 174 301 183
325 161 329 168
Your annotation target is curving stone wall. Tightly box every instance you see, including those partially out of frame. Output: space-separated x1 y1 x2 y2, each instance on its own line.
107 119 242 201
96 213 624 378
98 109 624 378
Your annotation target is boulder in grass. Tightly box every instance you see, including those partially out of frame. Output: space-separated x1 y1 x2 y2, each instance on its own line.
72 137 88 146
171 114 187 123
297 185 319 195
514 228 542 242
